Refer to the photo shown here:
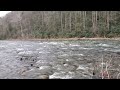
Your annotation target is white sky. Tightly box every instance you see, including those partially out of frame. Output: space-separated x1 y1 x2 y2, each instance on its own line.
0 11 11 17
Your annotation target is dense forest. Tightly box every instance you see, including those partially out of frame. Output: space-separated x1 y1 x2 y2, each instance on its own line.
0 11 120 39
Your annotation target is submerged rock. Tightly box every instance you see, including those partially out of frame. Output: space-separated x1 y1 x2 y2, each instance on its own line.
21 65 53 79
36 75 49 79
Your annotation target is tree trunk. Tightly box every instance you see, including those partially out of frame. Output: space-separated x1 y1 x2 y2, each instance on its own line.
75 11 77 31
19 13 24 39
92 11 95 33
20 21 24 38
92 11 97 36
106 11 109 31
60 11 63 32
95 11 98 36
65 12 67 31
83 11 86 30
69 11 71 32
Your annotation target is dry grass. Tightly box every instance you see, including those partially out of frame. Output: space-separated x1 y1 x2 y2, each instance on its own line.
92 54 120 79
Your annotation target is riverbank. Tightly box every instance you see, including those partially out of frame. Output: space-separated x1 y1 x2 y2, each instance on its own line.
6 37 120 41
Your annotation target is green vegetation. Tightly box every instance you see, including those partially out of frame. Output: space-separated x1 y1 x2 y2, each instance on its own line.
0 11 120 39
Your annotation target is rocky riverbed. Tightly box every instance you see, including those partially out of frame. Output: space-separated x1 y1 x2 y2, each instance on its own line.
0 40 120 79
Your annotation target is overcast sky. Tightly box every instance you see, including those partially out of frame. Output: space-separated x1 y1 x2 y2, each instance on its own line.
0 11 11 17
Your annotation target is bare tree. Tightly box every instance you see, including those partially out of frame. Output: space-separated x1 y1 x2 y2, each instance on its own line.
60 11 63 32
92 11 97 36
106 11 110 31
18 12 24 39
69 11 71 32
83 11 86 30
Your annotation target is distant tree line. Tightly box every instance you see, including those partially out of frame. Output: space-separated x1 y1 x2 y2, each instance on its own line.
0 11 120 39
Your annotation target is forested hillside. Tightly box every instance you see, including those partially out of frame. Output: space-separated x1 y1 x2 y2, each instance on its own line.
0 11 120 39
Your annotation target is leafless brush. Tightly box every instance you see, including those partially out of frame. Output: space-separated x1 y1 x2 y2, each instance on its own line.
117 73 120 79
105 55 112 79
101 55 104 79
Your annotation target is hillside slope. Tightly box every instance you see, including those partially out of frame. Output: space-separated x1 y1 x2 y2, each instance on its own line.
0 11 120 39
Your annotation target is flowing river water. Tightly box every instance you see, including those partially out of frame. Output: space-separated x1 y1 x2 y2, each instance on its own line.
0 39 120 79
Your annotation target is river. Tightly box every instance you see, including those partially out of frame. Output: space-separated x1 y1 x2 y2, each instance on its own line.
0 39 120 79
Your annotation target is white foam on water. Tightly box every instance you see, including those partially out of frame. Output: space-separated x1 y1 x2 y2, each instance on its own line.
98 62 106 67
78 46 93 50
18 51 33 55
68 71 75 75
49 42 58 45
42 42 47 44
9 43 16 45
66 59 69 61
82 48 93 50
43 46 47 47
61 48 68 49
63 75 74 79
69 44 80 47
77 66 85 70
0 45 5 48
76 65 88 70
49 71 74 79
112 49 120 53
39 51 44 53
74 54 84 56
16 48 24 51
104 49 108 51
59 43 65 45
39 51 50 54
60 54 69 57
79 54 84 56
97 43 110 47
36 60 46 64
36 48 43 51
39 43 44 45
39 66 51 70
63 64 69 67
24 45 31 47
